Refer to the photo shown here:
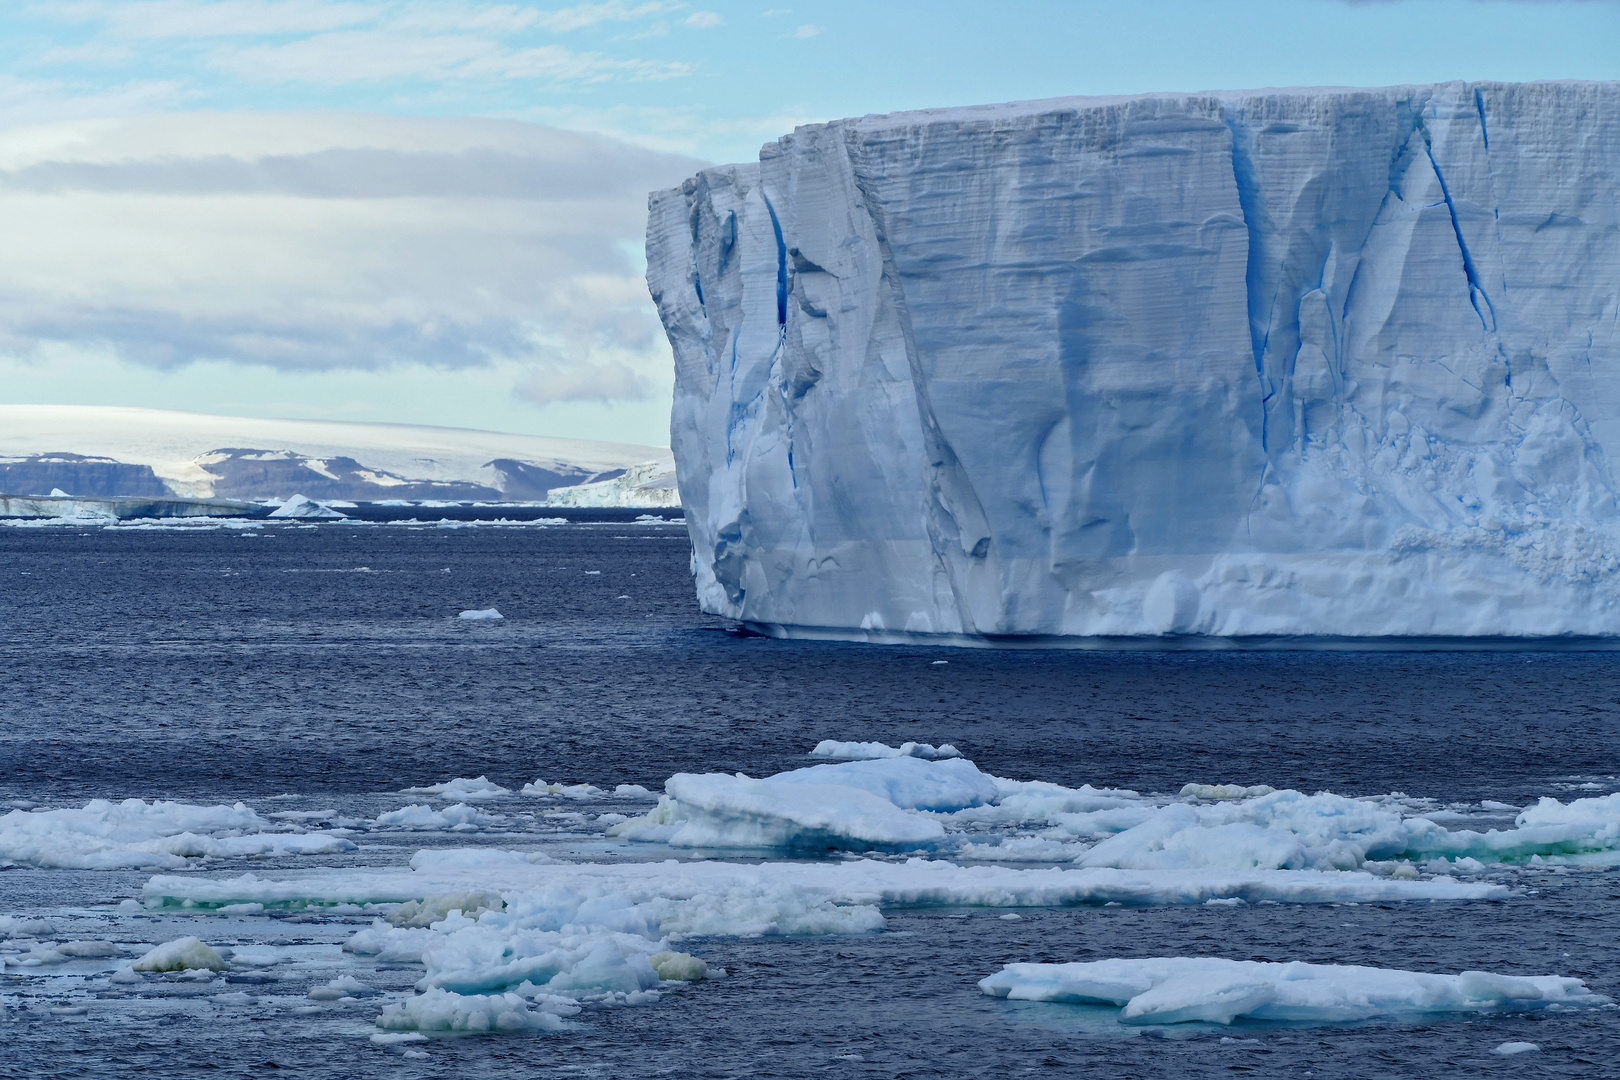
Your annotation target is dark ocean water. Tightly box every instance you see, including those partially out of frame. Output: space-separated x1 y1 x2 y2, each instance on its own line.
3 521 1619 1078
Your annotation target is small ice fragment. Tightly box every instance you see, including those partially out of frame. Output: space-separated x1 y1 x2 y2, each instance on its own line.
1491 1042 1540 1056
132 937 228 972
370 1031 428 1045
458 608 503 620
399 776 510 800
50 1005 88 1016
613 784 656 798
55 941 120 957
308 974 371 1000
931 660 948 665
109 966 143 984
808 740 963 761
999 913 1023 921
1178 783 1277 800
649 951 710 981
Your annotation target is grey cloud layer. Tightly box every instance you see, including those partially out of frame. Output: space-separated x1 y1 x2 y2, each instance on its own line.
0 112 703 402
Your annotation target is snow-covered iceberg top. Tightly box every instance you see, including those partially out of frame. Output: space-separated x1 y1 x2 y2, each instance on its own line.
980 957 1606 1026
650 81 1620 643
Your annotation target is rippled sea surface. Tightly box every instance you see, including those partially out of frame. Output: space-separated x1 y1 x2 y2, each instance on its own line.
3 519 1619 1078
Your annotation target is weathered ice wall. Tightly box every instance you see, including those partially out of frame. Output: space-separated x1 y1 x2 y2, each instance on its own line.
647 82 1620 643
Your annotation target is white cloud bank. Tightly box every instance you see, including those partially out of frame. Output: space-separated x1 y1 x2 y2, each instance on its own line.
0 111 705 405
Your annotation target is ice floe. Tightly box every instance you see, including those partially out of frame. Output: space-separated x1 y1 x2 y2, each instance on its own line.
457 608 504 620
0 798 357 869
605 753 1620 871
399 776 511 800
132 937 229 972
979 957 1605 1026
608 773 946 851
375 804 503 831
810 740 962 760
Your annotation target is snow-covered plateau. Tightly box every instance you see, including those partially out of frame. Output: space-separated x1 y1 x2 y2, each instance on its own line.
648 81 1620 643
0 405 668 504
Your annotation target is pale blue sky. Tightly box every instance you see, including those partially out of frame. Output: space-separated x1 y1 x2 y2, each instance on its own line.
2 0 1617 445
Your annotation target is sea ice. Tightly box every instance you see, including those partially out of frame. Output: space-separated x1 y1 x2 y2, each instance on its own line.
1492 1041 1541 1055
608 772 946 851
132 937 228 972
375 804 502 831
457 609 504 620
767 757 1000 811
399 777 511 800
0 798 356 869
979 958 1604 1025
810 740 963 760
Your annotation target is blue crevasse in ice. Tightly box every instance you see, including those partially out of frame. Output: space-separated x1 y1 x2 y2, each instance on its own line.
646 82 1620 641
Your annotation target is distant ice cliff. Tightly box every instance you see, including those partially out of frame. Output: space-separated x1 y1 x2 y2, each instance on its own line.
648 81 1620 643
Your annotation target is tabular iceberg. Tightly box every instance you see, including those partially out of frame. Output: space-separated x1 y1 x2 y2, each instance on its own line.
647 81 1620 643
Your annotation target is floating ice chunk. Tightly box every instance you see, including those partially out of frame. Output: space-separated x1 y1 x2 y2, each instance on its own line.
375 804 502 831
309 975 372 1000
227 948 281 967
979 958 1606 1025
376 987 573 1033
108 966 143 984
649 950 710 981
810 740 963 761
54 940 120 958
521 780 606 798
611 773 945 851
399 777 511 801
1492 1041 1540 1055
1180 783 1277 800
148 851 1506 916
370 1031 428 1045
0 917 56 937
268 494 345 519
768 757 999 811
1076 788 1620 872
457 608 503 620
388 891 505 928
614 785 656 799
0 798 349 870
132 937 228 972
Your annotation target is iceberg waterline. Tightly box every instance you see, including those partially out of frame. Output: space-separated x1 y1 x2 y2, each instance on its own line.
649 81 1620 642
979 958 1607 1025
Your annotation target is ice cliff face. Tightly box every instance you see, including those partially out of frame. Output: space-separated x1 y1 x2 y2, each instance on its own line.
647 82 1620 642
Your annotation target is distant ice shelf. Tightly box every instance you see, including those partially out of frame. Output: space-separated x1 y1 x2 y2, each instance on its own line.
647 81 1620 643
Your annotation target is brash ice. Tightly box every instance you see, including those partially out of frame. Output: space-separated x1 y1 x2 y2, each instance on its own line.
646 82 1620 642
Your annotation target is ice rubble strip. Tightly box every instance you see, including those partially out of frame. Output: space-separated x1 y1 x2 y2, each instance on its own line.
140 851 1504 912
979 958 1606 1026
649 81 1620 641
810 740 962 760
0 799 355 870
607 755 1620 870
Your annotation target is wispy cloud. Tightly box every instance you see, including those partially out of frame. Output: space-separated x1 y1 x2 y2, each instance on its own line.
31 1 698 89
0 112 703 405
793 23 821 39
